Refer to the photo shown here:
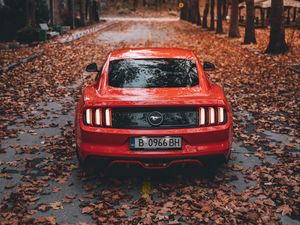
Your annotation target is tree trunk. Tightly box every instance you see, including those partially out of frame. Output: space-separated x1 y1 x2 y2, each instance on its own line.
92 0 99 22
202 0 209 28
244 0 256 44
189 0 196 23
186 0 191 22
155 0 162 10
133 0 138 11
267 7 270 21
79 0 86 26
185 0 190 21
228 0 240 37
293 7 296 22
222 0 227 20
88 0 99 22
260 8 265 28
209 0 215 30
86 0 90 21
195 0 201 25
26 0 36 27
266 0 288 53
287 7 290 25
50 0 54 25
180 0 188 21
67 0 74 27
216 0 223 33
89 0 93 21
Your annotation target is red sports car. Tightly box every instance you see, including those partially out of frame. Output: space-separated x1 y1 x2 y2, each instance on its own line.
75 48 233 169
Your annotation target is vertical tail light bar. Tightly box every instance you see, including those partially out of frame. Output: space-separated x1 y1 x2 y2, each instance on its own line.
83 107 112 127
208 107 216 125
199 107 206 126
85 108 93 125
105 108 112 127
199 106 227 127
218 107 225 124
95 109 102 126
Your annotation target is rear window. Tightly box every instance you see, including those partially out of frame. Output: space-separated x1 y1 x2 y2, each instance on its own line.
108 58 199 88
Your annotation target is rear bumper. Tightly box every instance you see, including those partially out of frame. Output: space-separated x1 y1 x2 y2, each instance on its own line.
87 155 227 169
76 123 233 167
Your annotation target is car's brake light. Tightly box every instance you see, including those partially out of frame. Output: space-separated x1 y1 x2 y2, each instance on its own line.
199 107 206 126
83 107 226 128
85 108 93 125
199 106 227 127
105 108 112 127
83 107 112 127
95 109 102 126
209 107 215 125
218 107 224 124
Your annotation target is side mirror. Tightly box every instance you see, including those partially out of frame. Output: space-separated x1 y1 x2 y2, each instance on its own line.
203 61 216 71
86 63 98 72
95 66 103 81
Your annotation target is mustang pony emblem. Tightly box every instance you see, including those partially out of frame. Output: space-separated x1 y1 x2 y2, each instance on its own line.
148 111 164 126
150 116 161 121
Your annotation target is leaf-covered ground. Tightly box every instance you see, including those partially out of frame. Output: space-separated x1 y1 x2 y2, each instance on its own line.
0 20 299 225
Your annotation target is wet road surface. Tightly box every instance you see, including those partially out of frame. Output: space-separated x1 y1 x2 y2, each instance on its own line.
0 20 299 224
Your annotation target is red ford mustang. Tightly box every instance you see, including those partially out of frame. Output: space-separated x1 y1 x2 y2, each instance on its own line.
75 48 233 169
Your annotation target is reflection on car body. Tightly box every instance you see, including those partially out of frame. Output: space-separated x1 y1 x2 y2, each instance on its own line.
75 48 233 169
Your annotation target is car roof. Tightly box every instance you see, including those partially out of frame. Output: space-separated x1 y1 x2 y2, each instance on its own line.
108 48 197 61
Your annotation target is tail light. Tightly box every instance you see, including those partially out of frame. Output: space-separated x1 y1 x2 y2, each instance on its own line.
105 108 112 127
82 107 111 127
208 107 216 125
83 107 227 128
199 106 227 126
199 107 206 126
218 107 225 124
85 109 93 125
95 109 102 126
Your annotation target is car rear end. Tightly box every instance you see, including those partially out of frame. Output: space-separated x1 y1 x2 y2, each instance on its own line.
78 104 232 168
75 49 232 168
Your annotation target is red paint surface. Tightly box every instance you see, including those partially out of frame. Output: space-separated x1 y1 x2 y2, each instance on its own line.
75 48 233 168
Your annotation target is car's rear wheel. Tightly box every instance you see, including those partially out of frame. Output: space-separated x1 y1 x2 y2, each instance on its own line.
76 146 87 168
225 152 231 164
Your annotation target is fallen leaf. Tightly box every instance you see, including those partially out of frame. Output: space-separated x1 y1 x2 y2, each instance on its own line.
50 201 63 210
276 204 293 216
82 206 94 214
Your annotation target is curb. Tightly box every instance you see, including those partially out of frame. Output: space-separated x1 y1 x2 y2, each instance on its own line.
57 22 116 44
0 51 44 75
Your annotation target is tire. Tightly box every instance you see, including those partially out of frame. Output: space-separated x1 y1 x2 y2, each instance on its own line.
225 151 231 164
76 146 87 168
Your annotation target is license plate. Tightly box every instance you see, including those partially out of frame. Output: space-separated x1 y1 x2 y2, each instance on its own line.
130 137 182 150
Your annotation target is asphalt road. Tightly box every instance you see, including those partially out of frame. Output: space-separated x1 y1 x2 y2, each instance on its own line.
0 20 299 225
